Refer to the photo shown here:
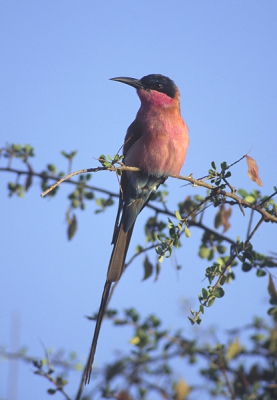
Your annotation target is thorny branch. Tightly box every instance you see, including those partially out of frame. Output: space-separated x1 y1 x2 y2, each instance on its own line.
36 162 276 223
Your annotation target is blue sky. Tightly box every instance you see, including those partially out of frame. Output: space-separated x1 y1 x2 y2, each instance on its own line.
1 1 277 399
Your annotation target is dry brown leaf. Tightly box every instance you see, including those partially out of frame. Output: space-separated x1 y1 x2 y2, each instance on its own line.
179 196 193 214
117 391 132 400
214 204 232 233
246 155 263 186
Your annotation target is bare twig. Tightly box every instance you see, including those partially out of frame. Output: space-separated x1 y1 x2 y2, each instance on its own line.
40 165 140 197
0 167 119 198
246 209 254 241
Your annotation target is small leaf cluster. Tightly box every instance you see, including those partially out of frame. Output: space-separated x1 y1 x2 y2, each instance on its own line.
155 217 183 263
238 188 261 204
98 153 124 175
208 161 232 188
198 230 228 262
95 197 114 214
144 216 167 243
32 355 69 398
40 165 65 198
235 241 265 277
1 143 35 163
67 174 93 210
66 172 114 239
7 181 25 197
189 262 227 325
178 194 205 221
155 210 192 264
190 240 248 325
238 187 277 217
2 144 36 197
61 150 78 164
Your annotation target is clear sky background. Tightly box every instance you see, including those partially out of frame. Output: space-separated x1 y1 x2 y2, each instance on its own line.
1 1 277 399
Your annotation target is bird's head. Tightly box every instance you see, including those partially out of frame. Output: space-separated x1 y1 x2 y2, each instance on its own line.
110 74 179 108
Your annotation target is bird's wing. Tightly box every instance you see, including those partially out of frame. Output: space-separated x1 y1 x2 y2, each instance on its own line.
112 118 144 243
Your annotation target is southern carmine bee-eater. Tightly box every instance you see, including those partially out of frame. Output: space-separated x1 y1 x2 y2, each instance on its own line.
85 74 189 383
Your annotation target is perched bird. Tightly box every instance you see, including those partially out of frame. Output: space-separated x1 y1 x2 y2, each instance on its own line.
84 74 189 383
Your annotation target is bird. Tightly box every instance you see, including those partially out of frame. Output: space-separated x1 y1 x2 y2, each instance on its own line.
84 74 189 384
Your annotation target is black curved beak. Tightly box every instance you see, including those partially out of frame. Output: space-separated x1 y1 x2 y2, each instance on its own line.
110 77 144 90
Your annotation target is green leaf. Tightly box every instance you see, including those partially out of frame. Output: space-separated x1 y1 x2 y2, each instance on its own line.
238 189 248 198
217 245 226 254
199 246 210 259
207 249 214 261
185 226 191 238
67 214 77 240
243 251 254 262
25 174 32 191
267 307 277 315
256 269 266 277
175 210 183 221
8 182 16 191
242 262 252 272
169 227 176 238
142 256 153 281
154 262 161 281
105 360 125 382
61 150 69 158
226 338 242 360
12 144 22 151
72 199 79 208
47 164 57 174
213 287 225 298
85 192 94 200
245 195 256 203
207 297 215 307
155 246 163 256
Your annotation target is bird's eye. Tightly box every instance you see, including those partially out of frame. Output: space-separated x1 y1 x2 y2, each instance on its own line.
154 82 162 89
